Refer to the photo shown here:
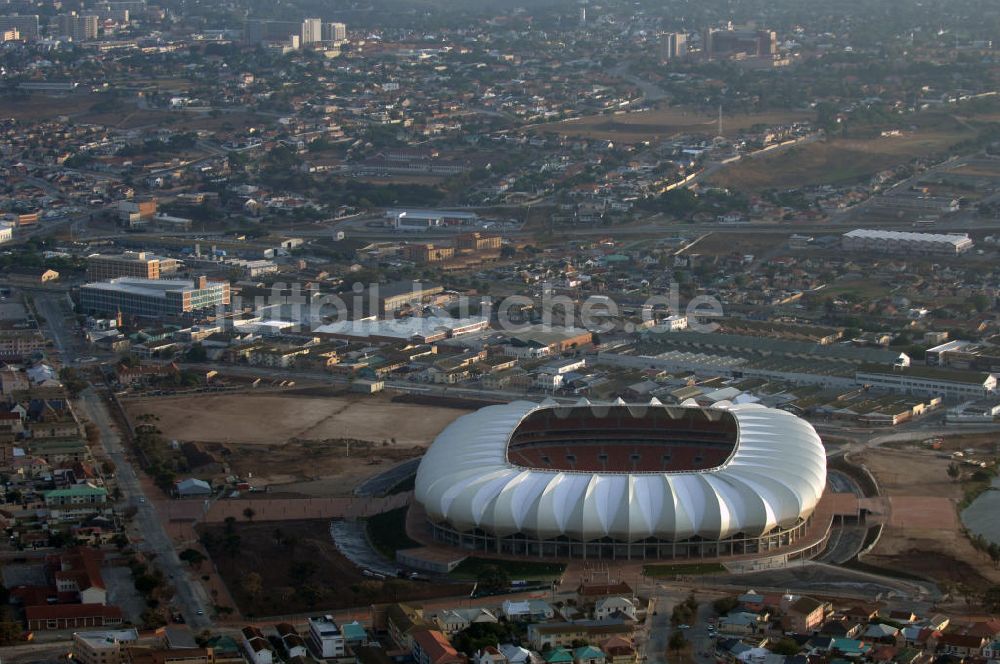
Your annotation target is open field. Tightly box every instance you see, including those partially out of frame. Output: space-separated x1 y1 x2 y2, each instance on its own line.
709 115 975 191
539 106 813 142
0 92 270 132
0 92 105 121
855 445 1000 586
198 519 473 617
124 392 468 494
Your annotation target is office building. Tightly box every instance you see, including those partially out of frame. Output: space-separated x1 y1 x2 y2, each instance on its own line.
54 13 99 41
301 17 322 43
86 251 179 281
117 198 157 228
79 277 230 318
1 27 19 41
661 32 687 60
0 15 39 40
73 629 140 664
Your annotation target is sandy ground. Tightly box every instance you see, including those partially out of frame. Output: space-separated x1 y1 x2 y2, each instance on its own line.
124 392 469 495
856 445 1000 586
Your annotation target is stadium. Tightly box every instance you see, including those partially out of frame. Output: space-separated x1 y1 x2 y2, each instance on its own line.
414 400 828 560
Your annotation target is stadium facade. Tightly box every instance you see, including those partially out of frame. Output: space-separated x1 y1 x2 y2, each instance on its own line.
414 400 827 560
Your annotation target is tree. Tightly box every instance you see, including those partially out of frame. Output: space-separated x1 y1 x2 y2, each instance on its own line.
179 548 206 569
713 596 740 615
476 564 510 593
668 630 687 655
947 463 961 482
241 571 263 598
772 638 801 656
983 585 1000 613
989 543 1000 570
243 507 256 522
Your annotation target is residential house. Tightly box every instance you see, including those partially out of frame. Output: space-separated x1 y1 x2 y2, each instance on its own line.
781 595 828 634
474 646 509 664
573 646 604 664
53 547 107 604
527 620 634 651
501 599 555 622
594 597 637 622
241 626 274 664
412 629 467 664
277 623 309 659
937 634 986 658
718 612 764 636
600 637 636 664
498 644 532 664
435 608 498 635
542 649 573 664
386 603 431 652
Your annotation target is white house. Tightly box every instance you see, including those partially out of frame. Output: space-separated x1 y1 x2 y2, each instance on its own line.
241 627 273 664
502 599 555 622
307 616 346 658
474 646 510 664
499 643 533 664
594 597 637 621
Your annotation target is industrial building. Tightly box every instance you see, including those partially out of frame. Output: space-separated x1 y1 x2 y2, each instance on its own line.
386 209 479 230
79 276 230 318
841 229 973 255
315 316 489 344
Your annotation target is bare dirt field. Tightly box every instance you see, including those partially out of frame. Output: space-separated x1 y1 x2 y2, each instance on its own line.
681 231 793 257
855 445 1000 586
710 114 974 190
124 392 469 494
198 519 473 617
0 92 104 122
539 106 813 142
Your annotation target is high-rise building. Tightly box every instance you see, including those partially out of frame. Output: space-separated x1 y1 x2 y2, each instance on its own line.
325 21 347 42
0 14 39 41
703 25 776 60
661 32 688 60
244 18 299 44
54 13 99 41
301 17 322 44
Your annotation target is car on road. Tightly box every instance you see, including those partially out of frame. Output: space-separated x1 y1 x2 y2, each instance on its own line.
138 497 145 503
678 624 691 630
196 609 204 615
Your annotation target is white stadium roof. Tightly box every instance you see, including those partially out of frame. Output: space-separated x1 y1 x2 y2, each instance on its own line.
415 400 826 543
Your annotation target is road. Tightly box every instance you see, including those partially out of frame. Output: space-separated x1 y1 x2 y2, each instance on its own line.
76 388 211 630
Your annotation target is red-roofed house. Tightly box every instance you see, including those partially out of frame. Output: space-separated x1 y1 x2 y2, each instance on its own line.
936 634 987 657
412 629 467 664
52 547 106 604
26 603 123 631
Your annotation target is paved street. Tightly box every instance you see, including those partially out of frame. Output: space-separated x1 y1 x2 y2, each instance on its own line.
76 388 211 630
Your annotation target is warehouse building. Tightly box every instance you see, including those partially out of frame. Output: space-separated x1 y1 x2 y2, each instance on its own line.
842 229 973 255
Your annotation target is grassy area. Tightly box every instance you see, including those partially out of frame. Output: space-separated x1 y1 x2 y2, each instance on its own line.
365 507 420 559
450 557 566 581
642 562 727 577
709 113 974 191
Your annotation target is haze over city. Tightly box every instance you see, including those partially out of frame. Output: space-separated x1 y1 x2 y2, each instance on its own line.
0 1 999 663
